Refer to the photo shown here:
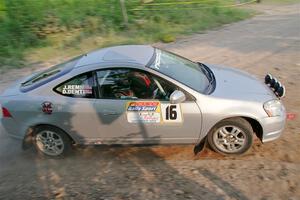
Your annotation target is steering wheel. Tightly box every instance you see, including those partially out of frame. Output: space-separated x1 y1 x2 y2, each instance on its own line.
152 85 170 100
153 78 167 96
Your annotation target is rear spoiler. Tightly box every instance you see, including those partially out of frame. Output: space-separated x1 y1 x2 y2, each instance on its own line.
265 74 285 98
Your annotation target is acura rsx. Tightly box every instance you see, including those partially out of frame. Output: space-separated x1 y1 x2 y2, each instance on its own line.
0 45 286 157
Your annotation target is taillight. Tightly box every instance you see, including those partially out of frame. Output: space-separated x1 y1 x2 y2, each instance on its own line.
2 107 12 118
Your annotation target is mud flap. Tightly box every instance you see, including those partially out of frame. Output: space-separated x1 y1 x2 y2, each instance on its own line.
194 137 207 155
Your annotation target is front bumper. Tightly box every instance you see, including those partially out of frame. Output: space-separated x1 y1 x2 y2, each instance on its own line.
260 114 286 143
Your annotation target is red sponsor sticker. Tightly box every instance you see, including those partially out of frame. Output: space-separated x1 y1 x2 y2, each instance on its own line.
129 102 159 107
42 102 53 114
286 113 296 120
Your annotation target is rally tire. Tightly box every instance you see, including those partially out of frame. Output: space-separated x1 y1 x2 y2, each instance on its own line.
207 118 253 155
32 125 72 157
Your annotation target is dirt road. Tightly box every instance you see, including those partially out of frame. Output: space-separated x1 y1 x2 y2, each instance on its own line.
0 2 299 200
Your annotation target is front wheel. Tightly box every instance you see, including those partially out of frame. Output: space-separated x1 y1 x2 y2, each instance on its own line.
207 118 253 155
33 126 72 157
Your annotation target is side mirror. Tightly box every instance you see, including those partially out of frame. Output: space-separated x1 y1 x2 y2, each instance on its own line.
170 90 186 104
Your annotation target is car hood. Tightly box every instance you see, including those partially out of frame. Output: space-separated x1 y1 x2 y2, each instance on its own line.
207 64 276 102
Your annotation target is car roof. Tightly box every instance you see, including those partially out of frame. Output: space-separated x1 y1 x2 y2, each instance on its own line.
75 45 155 68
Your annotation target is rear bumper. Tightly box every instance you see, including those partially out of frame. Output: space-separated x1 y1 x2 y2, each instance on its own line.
1 118 25 140
260 114 286 143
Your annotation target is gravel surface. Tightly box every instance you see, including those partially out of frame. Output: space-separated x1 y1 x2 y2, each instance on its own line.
0 2 299 200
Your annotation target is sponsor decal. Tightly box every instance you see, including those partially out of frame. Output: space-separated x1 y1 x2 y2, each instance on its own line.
126 101 183 123
126 101 161 123
62 85 92 95
127 112 161 123
42 102 53 114
127 102 159 112
154 49 161 70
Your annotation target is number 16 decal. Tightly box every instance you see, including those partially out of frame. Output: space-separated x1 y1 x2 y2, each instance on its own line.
165 105 177 120
161 104 183 123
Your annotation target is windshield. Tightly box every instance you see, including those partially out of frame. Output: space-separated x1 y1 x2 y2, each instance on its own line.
21 56 82 87
149 49 209 93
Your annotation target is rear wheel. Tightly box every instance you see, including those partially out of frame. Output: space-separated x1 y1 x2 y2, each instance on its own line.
33 126 72 157
207 118 253 155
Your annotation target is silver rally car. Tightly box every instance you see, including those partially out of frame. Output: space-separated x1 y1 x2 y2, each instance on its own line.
0 45 286 157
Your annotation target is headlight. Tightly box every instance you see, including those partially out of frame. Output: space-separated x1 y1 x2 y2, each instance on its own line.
263 100 284 117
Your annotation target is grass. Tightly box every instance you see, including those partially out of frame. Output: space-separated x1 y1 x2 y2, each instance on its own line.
0 0 254 68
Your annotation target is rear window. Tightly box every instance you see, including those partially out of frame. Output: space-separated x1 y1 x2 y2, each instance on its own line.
21 56 82 87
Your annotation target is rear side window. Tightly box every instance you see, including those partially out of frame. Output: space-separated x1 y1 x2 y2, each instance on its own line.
54 72 96 98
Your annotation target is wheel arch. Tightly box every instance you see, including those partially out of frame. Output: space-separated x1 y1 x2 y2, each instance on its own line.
209 116 264 142
241 117 263 142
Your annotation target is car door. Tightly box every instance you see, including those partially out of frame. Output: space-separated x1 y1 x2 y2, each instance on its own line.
53 72 101 143
93 68 202 144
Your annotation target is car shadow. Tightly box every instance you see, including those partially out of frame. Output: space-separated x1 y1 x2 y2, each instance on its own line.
35 100 248 199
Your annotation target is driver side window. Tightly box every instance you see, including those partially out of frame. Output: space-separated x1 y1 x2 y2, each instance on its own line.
96 69 177 100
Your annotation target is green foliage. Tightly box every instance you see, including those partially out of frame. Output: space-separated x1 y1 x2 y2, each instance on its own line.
0 0 252 67
160 34 176 43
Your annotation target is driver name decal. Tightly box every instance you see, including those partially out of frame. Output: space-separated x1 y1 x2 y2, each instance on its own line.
62 85 92 95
